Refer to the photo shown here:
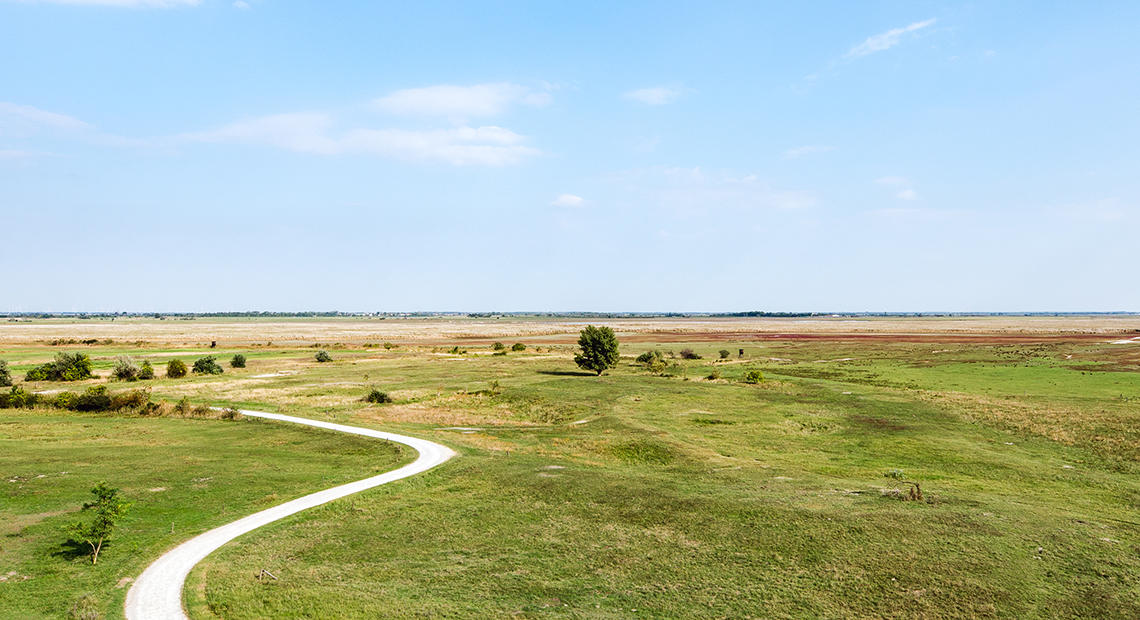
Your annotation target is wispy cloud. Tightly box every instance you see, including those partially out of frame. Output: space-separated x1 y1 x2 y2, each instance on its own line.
551 194 586 207
373 83 551 120
0 101 146 147
182 112 540 166
895 189 919 200
233 0 249 8
0 102 89 132
621 86 682 105
6 0 201 6
0 97 542 165
784 145 834 159
846 19 936 58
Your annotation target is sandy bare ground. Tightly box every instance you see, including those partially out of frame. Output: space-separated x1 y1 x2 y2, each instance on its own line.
2 316 1139 345
123 411 456 620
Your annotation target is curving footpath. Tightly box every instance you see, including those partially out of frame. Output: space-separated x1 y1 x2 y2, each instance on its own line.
125 410 457 620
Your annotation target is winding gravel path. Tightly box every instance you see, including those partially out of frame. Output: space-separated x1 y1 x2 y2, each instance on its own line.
124 410 457 620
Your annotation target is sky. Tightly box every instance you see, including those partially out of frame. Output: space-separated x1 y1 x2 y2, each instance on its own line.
1 1 1137 313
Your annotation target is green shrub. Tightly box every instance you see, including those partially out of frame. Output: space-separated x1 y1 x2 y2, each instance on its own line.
71 386 112 412
111 356 139 382
110 389 150 411
383 342 396 350
0 360 11 387
192 356 224 375
0 386 37 409
742 370 764 384
636 350 665 364
719 349 731 359
679 348 702 360
166 359 187 379
708 367 722 380
137 361 155 380
364 388 392 404
511 343 526 351
173 397 192 416
25 352 94 382
315 350 332 363
492 342 506 351
230 354 247 368
220 407 243 420
493 350 507 356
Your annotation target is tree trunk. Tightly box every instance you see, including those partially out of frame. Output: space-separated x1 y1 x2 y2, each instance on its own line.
91 538 103 565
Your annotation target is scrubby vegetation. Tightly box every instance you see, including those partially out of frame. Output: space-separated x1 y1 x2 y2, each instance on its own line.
636 349 668 374
0 384 155 413
511 343 526 351
315 350 332 363
166 359 187 379
743 369 764 383
25 352 94 382
679 347 702 360
230 354 246 368
192 356 224 375
0 359 11 387
364 388 393 404
137 360 155 380
110 356 140 382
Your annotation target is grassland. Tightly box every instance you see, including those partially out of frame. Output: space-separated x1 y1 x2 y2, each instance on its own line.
2 317 1139 619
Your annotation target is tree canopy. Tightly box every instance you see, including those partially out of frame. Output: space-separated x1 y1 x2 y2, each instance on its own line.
67 482 131 565
574 325 620 375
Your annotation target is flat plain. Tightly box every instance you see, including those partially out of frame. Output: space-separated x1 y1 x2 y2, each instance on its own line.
2 316 1140 619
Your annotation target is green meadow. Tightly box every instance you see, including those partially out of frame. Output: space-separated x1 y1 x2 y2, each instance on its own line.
2 331 1140 618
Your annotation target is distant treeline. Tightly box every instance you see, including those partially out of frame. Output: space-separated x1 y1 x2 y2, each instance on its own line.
3 311 1137 320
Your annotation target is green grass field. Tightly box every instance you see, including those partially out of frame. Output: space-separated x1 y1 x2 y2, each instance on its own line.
2 331 1140 618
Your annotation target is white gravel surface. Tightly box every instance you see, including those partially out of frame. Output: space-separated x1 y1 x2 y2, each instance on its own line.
124 410 456 620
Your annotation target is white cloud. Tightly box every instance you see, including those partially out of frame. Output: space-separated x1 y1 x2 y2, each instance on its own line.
784 145 834 159
0 102 89 133
373 83 550 119
621 86 682 105
6 0 201 6
0 149 35 159
876 176 908 185
0 101 146 147
551 194 586 207
183 112 540 166
846 19 936 58
233 0 249 8
896 189 919 200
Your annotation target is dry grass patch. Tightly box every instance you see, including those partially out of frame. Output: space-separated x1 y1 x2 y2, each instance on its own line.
915 390 1140 459
355 403 523 427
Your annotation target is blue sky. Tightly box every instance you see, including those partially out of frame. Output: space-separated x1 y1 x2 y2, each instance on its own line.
1 1 1137 313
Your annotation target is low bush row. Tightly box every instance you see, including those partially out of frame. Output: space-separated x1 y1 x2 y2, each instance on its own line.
0 385 244 420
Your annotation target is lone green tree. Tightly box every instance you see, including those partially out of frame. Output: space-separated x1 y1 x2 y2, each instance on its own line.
574 325 620 376
67 482 131 565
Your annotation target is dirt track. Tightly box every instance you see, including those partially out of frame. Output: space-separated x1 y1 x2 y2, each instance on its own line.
123 411 456 620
